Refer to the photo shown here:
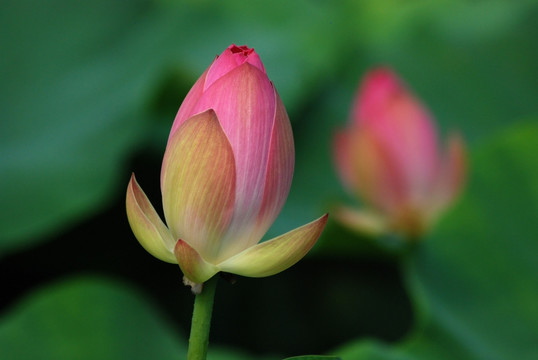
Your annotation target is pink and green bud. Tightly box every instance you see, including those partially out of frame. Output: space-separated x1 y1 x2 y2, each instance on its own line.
127 45 327 289
333 67 466 238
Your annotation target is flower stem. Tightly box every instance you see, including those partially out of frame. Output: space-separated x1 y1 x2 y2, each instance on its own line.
187 276 218 360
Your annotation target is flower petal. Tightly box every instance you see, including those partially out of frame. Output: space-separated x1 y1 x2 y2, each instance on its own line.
161 109 236 262
355 68 440 199
351 127 406 214
218 214 328 277
192 63 277 260
126 174 177 263
248 89 295 252
204 44 265 91
174 239 219 285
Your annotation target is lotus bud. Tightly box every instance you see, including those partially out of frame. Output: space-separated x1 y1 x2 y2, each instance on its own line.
333 67 466 239
127 45 327 291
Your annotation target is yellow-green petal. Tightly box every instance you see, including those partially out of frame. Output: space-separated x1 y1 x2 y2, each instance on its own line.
218 214 328 277
126 174 177 263
161 109 236 262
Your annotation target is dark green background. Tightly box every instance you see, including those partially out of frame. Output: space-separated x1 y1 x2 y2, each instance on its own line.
1 1 536 359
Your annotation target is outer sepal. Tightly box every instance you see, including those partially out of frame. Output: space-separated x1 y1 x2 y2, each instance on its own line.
218 214 328 277
126 174 177 263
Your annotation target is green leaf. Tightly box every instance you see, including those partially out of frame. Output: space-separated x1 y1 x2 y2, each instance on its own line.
0 276 284 360
0 0 164 253
337 121 538 359
0 277 187 359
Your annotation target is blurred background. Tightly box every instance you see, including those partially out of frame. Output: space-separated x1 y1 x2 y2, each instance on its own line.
1 1 536 359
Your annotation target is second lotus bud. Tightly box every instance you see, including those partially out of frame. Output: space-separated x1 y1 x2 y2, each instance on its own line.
334 67 466 239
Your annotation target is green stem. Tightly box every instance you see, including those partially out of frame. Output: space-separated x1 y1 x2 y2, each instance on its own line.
187 276 218 360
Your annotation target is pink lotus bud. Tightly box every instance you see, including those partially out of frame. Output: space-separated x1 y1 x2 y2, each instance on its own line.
334 67 466 239
127 45 327 290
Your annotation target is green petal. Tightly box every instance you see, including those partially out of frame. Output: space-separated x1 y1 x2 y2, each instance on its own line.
218 214 328 277
161 109 236 262
126 174 177 263
174 239 219 285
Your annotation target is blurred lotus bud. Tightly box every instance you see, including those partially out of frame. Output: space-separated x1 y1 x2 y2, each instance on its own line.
333 67 466 239
126 45 327 290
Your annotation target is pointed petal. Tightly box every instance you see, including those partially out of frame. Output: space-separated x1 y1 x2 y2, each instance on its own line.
161 110 236 262
218 214 328 278
126 174 177 263
169 45 266 142
334 206 388 236
191 63 277 259
204 45 265 91
174 239 219 284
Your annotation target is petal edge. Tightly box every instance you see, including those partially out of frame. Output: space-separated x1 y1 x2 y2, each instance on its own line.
218 214 328 277
161 110 236 262
126 174 177 263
